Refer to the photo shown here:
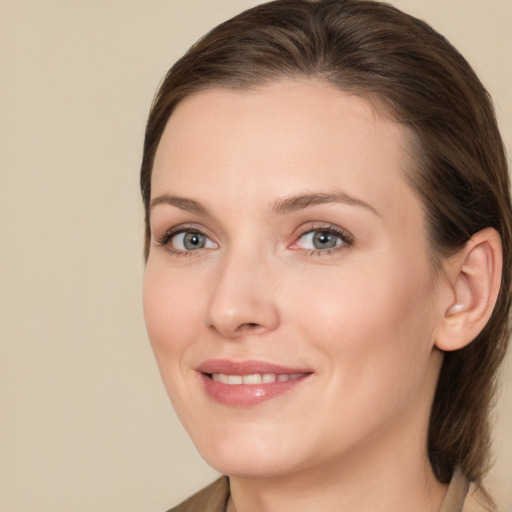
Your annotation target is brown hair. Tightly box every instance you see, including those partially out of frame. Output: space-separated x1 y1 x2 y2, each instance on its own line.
140 0 511 484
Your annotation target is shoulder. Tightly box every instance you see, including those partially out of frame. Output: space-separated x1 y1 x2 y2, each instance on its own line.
167 477 230 512
463 483 499 512
442 469 498 512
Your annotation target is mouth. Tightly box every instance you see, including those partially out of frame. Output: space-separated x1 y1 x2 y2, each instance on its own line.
210 372 305 384
196 360 313 407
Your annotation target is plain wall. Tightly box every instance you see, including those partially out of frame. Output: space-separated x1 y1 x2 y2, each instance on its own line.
1 0 510 510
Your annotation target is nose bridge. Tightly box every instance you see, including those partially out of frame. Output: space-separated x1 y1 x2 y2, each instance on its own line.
204 243 280 338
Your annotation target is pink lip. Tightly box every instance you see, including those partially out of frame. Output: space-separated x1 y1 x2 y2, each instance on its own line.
196 359 313 408
197 359 311 375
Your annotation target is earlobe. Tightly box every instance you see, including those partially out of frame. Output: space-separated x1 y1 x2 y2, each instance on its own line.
435 227 502 352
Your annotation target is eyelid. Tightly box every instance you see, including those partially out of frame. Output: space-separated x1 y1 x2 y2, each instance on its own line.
289 223 354 253
153 223 218 254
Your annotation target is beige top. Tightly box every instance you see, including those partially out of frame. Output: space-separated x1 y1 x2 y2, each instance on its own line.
169 468 481 512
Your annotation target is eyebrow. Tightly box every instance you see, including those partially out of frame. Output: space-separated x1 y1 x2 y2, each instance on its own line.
150 194 210 215
272 191 380 216
150 190 380 218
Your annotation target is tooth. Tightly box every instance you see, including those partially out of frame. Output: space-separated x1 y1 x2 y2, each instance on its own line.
212 372 302 385
243 374 263 384
228 375 243 385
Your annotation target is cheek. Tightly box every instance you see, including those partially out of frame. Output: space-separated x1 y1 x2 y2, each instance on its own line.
286 257 438 380
143 261 202 362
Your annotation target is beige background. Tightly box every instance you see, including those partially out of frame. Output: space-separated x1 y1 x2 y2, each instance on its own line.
0 0 510 510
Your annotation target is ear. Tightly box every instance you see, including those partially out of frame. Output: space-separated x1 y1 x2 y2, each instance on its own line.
435 227 503 352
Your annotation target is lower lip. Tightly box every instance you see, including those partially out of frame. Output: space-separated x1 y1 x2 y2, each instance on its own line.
199 373 311 407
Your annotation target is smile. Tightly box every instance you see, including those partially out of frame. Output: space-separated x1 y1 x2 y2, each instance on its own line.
211 373 305 384
197 360 313 407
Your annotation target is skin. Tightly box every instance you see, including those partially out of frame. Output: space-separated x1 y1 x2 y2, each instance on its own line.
143 80 456 512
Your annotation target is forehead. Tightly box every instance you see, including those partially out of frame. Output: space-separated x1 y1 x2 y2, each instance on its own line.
152 80 418 200
151 80 421 218
158 80 402 159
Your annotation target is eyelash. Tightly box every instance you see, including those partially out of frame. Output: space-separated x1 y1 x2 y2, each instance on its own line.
154 225 214 257
153 223 354 257
291 224 354 256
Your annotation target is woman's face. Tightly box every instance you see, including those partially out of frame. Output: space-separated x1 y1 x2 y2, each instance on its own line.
143 80 447 479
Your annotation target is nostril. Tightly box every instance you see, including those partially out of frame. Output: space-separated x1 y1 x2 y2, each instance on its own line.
208 321 264 337
241 322 260 329
236 322 264 334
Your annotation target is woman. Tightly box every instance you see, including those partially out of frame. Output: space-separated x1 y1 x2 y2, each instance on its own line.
140 1 511 511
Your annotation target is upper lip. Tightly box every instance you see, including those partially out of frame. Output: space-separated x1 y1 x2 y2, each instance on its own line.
196 359 312 376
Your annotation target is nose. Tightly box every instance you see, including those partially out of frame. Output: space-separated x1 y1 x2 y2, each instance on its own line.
203 251 280 339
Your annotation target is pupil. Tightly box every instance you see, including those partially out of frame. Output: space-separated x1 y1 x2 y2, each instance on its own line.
184 232 205 249
313 231 336 249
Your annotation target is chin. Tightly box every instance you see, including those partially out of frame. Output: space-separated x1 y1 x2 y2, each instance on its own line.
202 450 297 479
191 424 305 478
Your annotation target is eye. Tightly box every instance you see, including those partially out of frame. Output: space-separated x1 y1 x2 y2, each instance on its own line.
291 225 353 253
155 228 217 254
298 231 341 250
171 231 216 251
